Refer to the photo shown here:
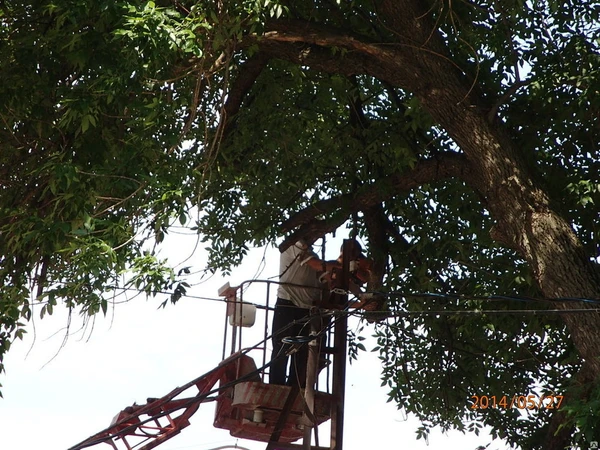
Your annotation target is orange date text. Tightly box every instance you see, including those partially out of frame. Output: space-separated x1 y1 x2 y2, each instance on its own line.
470 394 563 410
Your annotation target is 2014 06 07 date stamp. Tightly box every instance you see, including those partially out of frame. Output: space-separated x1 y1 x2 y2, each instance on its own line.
470 394 564 410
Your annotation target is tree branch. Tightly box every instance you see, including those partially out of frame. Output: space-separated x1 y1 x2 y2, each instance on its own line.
279 152 475 251
244 19 423 89
279 213 351 252
221 52 270 140
486 80 527 123
363 203 389 288
262 19 397 60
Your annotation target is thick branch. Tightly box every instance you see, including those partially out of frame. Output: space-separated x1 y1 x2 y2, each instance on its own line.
280 216 349 252
221 53 270 139
283 152 472 231
363 204 389 288
262 19 396 60
280 152 475 251
250 38 367 77
245 19 423 89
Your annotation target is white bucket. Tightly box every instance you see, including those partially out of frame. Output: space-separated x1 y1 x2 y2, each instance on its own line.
228 302 257 327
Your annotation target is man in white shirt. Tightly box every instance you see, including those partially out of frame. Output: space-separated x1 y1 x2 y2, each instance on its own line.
270 240 338 386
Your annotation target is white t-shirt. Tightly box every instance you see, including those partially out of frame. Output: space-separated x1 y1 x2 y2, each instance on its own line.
277 241 324 308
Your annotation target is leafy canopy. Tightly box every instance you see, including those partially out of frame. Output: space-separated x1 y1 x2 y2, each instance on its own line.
1 0 599 448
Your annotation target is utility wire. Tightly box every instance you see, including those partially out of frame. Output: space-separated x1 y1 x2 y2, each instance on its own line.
97 285 600 325
107 284 600 311
380 291 600 305
346 307 600 318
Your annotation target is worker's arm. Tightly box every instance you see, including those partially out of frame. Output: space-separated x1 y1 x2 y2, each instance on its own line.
303 256 341 273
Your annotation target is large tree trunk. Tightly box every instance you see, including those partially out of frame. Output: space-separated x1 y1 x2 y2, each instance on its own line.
370 0 600 375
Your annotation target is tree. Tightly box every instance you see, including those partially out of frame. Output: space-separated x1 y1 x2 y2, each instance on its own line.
1 1 599 448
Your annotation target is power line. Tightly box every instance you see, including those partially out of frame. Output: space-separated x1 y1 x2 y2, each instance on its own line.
366 290 600 305
103 285 600 317
347 307 600 318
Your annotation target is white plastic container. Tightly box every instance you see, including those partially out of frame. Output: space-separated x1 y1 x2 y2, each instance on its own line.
228 302 257 327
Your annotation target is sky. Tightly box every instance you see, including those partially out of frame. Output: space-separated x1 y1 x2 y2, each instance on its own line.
0 233 509 450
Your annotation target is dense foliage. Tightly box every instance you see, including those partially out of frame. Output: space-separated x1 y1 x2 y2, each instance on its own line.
1 1 599 448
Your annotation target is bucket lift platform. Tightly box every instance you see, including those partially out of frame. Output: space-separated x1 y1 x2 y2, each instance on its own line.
69 352 334 450
69 239 358 450
214 353 334 443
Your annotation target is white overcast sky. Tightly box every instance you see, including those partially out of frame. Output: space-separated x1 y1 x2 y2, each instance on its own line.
0 230 509 450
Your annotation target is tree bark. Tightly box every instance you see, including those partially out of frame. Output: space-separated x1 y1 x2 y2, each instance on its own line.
375 0 600 374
